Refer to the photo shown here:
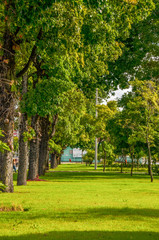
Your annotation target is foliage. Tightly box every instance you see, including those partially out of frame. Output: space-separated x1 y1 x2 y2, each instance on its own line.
51 88 87 151
82 149 95 165
49 140 62 155
23 127 35 142
0 130 11 153
99 141 115 165
121 79 159 147
13 137 19 153
105 0 158 91
0 183 6 192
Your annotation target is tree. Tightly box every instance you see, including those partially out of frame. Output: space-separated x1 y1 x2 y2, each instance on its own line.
49 88 87 169
99 141 115 172
108 110 131 173
105 0 158 91
119 79 159 181
95 102 117 171
82 149 95 166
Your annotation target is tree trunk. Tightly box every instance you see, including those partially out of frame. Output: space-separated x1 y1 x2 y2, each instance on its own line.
28 115 40 180
0 120 14 192
103 151 106 172
17 112 28 185
0 153 2 181
45 153 49 170
0 26 15 192
130 153 134 176
121 162 123 173
17 74 28 185
58 156 61 165
38 116 50 176
147 140 153 182
137 158 139 170
51 153 58 169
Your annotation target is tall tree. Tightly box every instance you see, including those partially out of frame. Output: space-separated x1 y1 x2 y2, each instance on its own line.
105 0 158 91
119 79 159 181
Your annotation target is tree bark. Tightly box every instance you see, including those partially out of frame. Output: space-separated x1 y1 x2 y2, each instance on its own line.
0 120 14 192
0 153 2 181
147 140 153 182
121 162 123 173
38 116 50 176
45 153 49 171
17 112 28 185
17 74 28 185
51 153 58 169
137 158 139 170
103 151 106 172
58 156 61 165
130 152 134 176
28 115 40 180
0 25 15 192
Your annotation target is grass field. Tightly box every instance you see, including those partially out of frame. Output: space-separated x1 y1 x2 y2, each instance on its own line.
0 164 159 240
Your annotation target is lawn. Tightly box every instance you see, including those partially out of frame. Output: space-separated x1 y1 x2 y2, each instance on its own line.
0 164 159 240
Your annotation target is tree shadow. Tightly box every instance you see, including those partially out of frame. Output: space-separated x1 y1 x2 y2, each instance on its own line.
29 207 159 221
0 230 158 240
41 171 156 182
3 206 159 223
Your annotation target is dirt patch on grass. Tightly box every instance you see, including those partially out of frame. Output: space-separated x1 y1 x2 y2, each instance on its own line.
0 204 24 212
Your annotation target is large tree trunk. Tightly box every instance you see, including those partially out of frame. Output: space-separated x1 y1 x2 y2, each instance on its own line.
0 153 2 181
38 116 50 176
51 153 58 169
17 112 28 185
17 75 28 185
28 115 40 180
0 25 15 192
0 118 14 192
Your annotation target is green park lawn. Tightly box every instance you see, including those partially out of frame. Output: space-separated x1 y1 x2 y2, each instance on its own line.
0 164 159 240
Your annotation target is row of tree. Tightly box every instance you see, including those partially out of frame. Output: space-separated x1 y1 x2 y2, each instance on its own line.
0 0 157 192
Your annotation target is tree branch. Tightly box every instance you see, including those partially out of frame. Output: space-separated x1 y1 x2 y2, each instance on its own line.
14 27 20 36
16 28 42 78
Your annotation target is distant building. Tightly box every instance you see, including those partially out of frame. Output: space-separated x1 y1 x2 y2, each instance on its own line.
61 147 86 162
116 156 146 164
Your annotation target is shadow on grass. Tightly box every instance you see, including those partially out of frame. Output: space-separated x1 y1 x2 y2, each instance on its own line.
3 207 159 222
31 207 159 221
0 230 159 240
41 171 156 182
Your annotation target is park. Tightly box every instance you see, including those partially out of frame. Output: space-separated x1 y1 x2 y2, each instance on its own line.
0 0 159 239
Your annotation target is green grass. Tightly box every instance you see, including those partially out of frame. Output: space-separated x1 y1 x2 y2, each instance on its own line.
51 163 148 172
0 164 159 240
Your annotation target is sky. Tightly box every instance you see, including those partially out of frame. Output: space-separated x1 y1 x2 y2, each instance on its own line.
107 88 132 101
